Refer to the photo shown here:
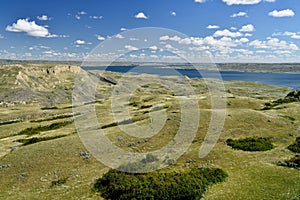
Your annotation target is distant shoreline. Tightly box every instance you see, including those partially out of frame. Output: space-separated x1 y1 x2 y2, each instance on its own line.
1 59 300 73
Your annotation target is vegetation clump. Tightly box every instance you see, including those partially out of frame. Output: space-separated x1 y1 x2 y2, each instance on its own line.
262 90 300 110
94 167 227 200
287 137 300 153
16 135 66 146
50 177 68 187
30 114 73 122
226 137 274 151
17 121 72 136
41 106 59 110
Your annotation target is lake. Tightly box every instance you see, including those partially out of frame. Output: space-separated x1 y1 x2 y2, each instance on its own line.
82 65 300 90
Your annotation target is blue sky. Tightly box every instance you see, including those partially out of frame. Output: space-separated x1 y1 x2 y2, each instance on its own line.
0 0 300 62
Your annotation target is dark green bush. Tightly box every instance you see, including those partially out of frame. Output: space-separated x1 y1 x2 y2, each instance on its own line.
17 121 72 136
30 114 73 122
94 167 227 200
16 135 66 146
41 106 59 110
287 137 300 153
226 137 274 151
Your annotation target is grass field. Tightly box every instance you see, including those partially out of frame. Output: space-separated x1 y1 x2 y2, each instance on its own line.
0 66 299 199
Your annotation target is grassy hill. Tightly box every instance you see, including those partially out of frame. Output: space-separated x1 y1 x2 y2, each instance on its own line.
0 63 299 199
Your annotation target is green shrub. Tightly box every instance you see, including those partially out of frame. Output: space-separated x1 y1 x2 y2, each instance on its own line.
16 135 66 146
0 119 22 126
94 167 227 200
226 137 274 151
30 114 73 122
41 106 59 110
17 121 72 136
287 137 300 153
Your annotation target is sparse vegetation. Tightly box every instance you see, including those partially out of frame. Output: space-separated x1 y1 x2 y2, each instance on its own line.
226 137 274 151
287 137 300 153
16 135 67 146
30 114 73 122
17 121 72 136
50 177 68 187
94 167 228 200
41 106 59 110
0 119 22 126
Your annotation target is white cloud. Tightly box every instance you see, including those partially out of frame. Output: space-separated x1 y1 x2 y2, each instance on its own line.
244 33 253 37
179 38 192 45
237 38 249 43
120 27 127 31
159 35 181 42
37 15 52 21
89 16 103 19
165 44 174 49
207 25 220 29
149 45 158 51
135 12 148 19
5 18 56 38
75 40 85 45
115 34 124 39
268 9 295 17
75 11 87 20
274 31 300 39
239 24 255 32
195 0 206 3
171 11 176 16
231 12 247 18
78 11 87 15
97 35 105 41
213 29 243 37
125 45 138 51
249 37 298 50
222 0 261 5
264 0 275 2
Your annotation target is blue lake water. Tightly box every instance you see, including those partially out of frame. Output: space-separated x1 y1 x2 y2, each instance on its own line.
82 66 300 90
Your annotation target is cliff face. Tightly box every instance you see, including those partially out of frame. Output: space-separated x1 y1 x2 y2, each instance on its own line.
0 65 82 106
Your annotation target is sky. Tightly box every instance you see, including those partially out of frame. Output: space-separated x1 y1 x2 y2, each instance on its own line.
0 0 300 63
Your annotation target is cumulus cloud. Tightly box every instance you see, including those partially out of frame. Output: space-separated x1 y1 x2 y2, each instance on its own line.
160 35 181 42
120 27 127 31
6 18 56 38
231 12 247 18
207 25 220 29
149 45 158 51
37 15 52 21
171 11 176 16
249 37 298 50
222 0 261 5
96 35 105 41
268 9 295 17
273 31 300 39
75 40 85 45
195 0 206 3
238 38 249 43
115 34 124 39
239 24 255 32
125 45 138 51
135 12 148 19
213 29 242 37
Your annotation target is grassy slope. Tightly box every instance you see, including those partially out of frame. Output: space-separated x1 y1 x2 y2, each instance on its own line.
0 67 299 199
